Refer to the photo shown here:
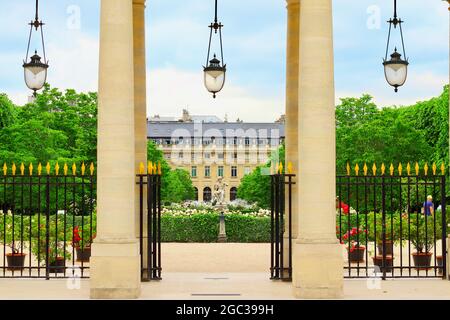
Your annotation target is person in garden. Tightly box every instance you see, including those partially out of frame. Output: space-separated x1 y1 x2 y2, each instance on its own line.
422 195 434 216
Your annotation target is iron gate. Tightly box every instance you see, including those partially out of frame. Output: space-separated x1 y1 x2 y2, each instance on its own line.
270 163 447 281
270 171 295 281
137 165 162 281
0 163 96 279
337 163 447 279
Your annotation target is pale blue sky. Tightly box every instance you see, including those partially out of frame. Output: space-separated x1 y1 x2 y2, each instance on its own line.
0 0 448 121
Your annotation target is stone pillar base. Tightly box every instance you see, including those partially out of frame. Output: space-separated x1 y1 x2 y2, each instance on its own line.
90 240 141 299
292 241 343 299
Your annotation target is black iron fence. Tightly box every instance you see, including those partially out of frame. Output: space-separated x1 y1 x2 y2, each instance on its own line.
0 162 96 279
137 162 162 281
337 163 447 279
270 171 295 281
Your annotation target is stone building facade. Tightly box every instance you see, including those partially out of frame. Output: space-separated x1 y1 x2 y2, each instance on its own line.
148 110 285 202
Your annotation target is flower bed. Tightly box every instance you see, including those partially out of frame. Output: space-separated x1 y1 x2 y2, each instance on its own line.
161 203 271 242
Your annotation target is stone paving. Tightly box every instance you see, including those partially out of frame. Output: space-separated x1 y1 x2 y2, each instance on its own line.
0 243 449 299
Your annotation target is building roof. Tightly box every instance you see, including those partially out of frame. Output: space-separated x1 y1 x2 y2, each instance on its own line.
147 121 285 138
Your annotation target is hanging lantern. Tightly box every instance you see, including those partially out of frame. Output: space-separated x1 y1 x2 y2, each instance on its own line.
203 0 226 98
383 0 408 93
23 0 49 97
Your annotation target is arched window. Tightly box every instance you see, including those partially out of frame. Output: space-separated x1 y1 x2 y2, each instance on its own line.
230 187 238 202
194 187 198 201
203 187 212 202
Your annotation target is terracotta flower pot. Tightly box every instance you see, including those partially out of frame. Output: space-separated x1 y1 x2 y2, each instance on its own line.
412 252 432 270
75 246 91 263
372 255 394 273
6 253 26 271
377 240 394 256
347 246 365 263
48 257 65 273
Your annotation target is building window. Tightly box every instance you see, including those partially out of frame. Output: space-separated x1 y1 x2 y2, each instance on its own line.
205 166 211 177
204 152 211 159
178 152 184 159
203 187 212 202
218 166 224 177
244 167 251 175
245 137 250 146
230 187 238 201
231 166 238 177
191 166 197 177
233 152 238 160
218 153 224 160
233 137 238 145
194 187 198 201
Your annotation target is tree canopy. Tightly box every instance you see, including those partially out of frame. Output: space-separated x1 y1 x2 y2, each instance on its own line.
238 86 449 207
0 85 195 204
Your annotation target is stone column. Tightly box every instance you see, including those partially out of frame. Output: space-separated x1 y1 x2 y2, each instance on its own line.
283 0 300 273
293 0 343 299
133 0 147 259
90 0 141 299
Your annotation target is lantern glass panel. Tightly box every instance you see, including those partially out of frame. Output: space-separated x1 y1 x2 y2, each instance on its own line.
204 69 226 94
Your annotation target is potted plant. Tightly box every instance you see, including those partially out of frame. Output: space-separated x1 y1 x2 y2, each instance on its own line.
341 227 368 263
72 222 96 263
366 212 404 256
30 215 72 274
0 214 31 271
408 212 441 270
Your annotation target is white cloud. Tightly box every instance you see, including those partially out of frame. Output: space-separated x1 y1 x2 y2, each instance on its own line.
336 71 448 108
147 67 284 122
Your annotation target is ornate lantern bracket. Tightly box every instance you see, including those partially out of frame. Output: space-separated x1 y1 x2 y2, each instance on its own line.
203 0 226 98
23 0 49 97
383 0 408 93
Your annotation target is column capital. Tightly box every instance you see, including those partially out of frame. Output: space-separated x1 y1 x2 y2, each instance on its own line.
286 0 300 7
133 0 146 7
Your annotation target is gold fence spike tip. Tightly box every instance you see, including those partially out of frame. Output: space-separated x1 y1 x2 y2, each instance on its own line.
55 163 60 176
381 163 386 176
2 163 7 176
279 162 284 174
346 162 350 176
46 162 51 175
158 162 162 175
406 163 411 176
354 164 359 176
432 163 437 176
12 163 16 176
398 163 403 176
72 163 77 176
64 163 68 176
287 162 293 174
363 163 368 176
148 161 153 175
139 162 145 175
38 163 42 176
415 162 419 176
153 163 157 175
389 163 394 176
90 163 95 176
20 163 25 176
424 163 429 176
372 163 377 176
81 162 86 176
29 163 33 176
441 163 446 175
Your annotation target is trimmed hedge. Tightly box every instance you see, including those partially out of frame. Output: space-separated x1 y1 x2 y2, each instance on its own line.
161 214 271 243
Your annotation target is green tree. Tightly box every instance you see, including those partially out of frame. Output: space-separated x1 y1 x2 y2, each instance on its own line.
237 144 285 208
